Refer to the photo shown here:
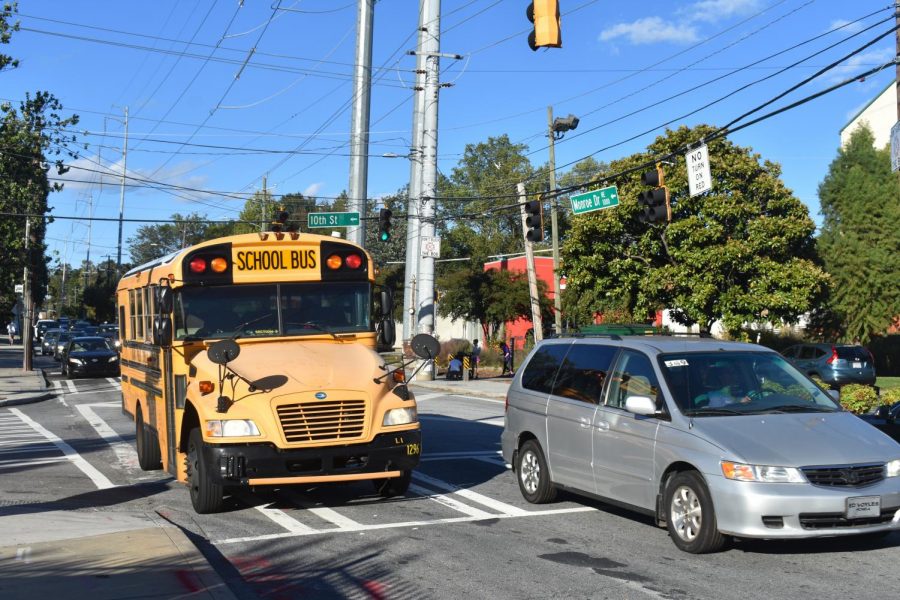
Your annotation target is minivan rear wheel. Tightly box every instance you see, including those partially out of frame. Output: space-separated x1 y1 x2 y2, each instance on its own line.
516 440 556 504
665 471 728 554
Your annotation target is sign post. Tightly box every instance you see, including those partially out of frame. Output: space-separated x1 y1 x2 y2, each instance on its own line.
686 144 712 197
891 121 900 172
569 185 619 215
307 212 360 228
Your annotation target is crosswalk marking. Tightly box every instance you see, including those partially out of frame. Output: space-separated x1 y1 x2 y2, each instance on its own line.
306 506 363 529
253 504 317 534
413 471 530 516
75 403 139 471
64 380 76 393
409 483 494 518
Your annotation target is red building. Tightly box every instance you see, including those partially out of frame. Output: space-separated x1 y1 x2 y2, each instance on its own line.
484 255 556 349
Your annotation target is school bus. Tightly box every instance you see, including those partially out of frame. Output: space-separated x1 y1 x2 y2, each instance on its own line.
116 232 422 513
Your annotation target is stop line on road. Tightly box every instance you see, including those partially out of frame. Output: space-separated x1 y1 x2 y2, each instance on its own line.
50 377 121 396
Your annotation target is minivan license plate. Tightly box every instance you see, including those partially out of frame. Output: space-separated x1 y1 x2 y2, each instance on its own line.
846 496 880 519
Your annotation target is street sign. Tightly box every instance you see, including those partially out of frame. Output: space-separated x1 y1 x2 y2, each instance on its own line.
686 144 712 197
307 212 360 228
569 185 619 215
891 121 900 172
14 284 23 294
421 235 441 259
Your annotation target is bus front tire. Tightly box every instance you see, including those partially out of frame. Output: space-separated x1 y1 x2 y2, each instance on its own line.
135 409 162 471
187 428 224 514
374 470 412 497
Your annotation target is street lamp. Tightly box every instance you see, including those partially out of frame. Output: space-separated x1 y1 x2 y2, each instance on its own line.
547 107 579 335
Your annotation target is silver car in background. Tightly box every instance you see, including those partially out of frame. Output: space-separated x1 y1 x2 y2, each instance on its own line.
502 336 900 553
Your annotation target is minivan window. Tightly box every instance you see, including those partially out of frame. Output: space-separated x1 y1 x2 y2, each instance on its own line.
605 350 662 409
659 352 839 416
521 343 570 395
551 344 618 404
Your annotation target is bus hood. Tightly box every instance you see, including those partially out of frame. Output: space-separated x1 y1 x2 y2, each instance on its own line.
193 340 385 392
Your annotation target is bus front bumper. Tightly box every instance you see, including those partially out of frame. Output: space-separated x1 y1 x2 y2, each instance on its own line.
201 430 422 486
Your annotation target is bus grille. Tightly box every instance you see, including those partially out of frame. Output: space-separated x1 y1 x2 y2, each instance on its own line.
277 399 366 443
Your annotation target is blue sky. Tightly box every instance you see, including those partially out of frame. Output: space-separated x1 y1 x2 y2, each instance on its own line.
3 0 896 268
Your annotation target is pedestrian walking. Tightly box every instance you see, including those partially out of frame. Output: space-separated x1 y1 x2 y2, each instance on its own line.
7 321 16 345
471 339 481 379
500 341 513 376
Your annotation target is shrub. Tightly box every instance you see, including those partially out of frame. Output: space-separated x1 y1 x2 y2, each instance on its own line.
879 387 900 405
839 384 880 414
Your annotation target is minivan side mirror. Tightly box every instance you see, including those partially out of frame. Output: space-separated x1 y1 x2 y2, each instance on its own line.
625 395 657 416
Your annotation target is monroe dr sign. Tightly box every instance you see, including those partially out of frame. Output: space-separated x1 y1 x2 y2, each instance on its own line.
569 185 619 215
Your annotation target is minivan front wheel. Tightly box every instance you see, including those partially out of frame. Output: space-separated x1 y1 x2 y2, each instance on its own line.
516 440 556 504
665 471 728 554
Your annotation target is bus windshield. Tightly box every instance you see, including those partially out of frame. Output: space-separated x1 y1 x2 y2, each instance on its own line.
174 282 371 340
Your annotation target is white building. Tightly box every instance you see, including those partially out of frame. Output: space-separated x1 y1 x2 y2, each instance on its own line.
840 82 896 148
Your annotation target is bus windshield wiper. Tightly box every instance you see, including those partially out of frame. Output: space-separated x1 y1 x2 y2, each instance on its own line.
230 312 277 340
285 320 338 339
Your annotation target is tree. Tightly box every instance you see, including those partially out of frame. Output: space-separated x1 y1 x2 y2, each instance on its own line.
127 212 234 265
562 124 827 336
1 3 18 73
815 125 900 343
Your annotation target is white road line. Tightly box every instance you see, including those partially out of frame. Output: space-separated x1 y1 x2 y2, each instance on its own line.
480 417 506 427
105 377 121 386
412 471 529 516
0 457 68 467
8 408 115 489
411 393 444 402
470 455 510 468
74 404 140 471
305 506 363 530
253 505 317 534
51 380 62 391
216 506 597 544
85 402 120 408
423 450 503 458
409 483 494 518
65 386 122 396
64 380 77 393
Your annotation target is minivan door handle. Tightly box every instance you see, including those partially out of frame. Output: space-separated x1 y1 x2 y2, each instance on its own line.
579 416 591 428
594 421 610 432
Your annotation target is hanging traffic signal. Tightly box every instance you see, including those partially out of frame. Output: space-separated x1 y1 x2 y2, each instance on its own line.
378 208 392 242
526 1 562 51
524 200 544 242
637 166 670 224
271 207 290 233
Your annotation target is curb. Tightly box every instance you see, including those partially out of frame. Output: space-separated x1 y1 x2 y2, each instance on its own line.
412 382 507 401
0 392 55 408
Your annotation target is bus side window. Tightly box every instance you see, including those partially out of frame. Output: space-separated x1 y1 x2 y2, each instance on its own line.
119 305 127 340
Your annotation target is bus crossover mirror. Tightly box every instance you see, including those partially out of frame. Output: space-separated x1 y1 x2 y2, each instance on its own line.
207 339 241 365
156 286 174 314
153 316 173 347
410 333 440 360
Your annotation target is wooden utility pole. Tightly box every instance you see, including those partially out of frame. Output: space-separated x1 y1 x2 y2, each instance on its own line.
518 183 543 343
22 218 33 371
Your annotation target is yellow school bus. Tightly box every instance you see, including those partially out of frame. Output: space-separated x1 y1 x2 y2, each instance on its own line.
116 232 422 513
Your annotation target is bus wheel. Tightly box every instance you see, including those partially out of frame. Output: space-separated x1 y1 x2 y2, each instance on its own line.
135 408 162 471
187 428 224 514
374 470 412 497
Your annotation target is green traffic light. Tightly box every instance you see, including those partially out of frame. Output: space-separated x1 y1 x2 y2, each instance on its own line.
380 231 390 242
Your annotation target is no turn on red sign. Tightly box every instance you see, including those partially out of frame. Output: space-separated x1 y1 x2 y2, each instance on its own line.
421 235 441 259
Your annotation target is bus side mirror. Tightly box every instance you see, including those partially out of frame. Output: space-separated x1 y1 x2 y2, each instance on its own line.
380 289 393 317
156 286 173 314
153 316 172 347
377 318 396 351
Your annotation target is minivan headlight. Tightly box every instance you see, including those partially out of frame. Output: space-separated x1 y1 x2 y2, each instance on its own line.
721 461 806 483
886 459 900 478
383 407 417 426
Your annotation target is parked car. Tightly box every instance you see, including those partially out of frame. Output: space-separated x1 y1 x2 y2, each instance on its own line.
41 329 62 356
100 330 121 351
33 319 58 343
502 336 900 554
53 331 72 361
859 402 900 443
780 343 876 388
61 336 120 379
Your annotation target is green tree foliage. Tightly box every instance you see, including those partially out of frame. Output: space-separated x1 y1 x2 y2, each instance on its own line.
562 125 827 335
126 212 233 265
437 266 552 340
815 125 900 343
1 2 18 72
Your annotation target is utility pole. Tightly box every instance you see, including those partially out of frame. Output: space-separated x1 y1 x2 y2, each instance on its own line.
896 2 899 121
260 174 268 232
402 0 427 345
115 106 129 275
348 0 375 247
417 0 441 378
518 183 543 343
22 218 33 371
547 106 562 335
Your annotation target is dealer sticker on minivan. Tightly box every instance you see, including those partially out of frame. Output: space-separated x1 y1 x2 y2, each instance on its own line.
846 495 880 519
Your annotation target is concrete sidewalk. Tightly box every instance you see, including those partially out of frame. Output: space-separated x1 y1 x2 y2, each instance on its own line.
0 345 236 599
410 373 511 401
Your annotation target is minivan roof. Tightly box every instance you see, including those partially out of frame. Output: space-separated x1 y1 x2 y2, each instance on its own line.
539 335 771 356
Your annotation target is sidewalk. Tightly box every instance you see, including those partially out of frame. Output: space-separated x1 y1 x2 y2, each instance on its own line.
410 373 511 401
0 345 237 599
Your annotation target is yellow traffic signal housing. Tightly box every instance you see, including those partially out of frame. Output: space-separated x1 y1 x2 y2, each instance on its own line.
527 0 562 51
638 166 671 224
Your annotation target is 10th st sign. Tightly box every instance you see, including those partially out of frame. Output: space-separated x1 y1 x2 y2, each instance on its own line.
569 185 619 215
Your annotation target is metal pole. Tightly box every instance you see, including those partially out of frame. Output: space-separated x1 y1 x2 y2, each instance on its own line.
115 106 128 274
896 2 899 121
402 0 427 344
547 106 562 335
22 218 33 371
347 0 375 247
519 183 543 342
417 0 441 380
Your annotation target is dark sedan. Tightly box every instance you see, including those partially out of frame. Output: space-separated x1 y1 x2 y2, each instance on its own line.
61 336 120 378
859 402 900 443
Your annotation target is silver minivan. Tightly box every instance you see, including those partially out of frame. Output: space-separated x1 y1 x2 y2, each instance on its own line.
501 336 900 553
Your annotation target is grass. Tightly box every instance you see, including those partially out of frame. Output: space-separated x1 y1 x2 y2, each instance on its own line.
876 377 900 390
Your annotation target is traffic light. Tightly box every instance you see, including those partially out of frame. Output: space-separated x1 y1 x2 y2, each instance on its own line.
378 208 392 242
271 207 290 233
526 0 562 51
637 166 670 224
524 200 543 242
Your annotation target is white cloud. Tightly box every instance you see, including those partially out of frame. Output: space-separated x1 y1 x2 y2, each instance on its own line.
681 0 762 24
829 19 863 34
303 182 324 197
599 17 699 45
57 154 209 199
828 46 895 83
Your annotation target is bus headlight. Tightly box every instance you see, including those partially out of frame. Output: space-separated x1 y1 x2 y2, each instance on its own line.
205 420 261 437
886 459 900 478
383 407 417 426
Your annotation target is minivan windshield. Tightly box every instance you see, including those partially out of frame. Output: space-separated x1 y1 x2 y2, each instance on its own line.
659 351 840 416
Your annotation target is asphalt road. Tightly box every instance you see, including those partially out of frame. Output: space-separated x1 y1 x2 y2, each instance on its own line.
2 356 898 599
